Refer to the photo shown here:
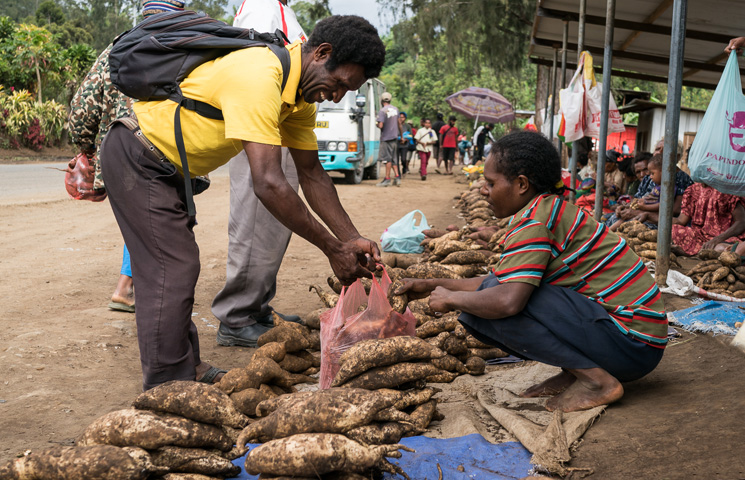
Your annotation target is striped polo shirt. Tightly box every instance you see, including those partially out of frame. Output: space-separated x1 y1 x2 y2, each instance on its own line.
494 193 667 348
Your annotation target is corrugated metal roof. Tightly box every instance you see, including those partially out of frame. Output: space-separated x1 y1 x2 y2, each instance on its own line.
529 0 745 90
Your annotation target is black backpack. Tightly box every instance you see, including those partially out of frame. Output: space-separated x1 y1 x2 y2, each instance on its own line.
109 10 292 216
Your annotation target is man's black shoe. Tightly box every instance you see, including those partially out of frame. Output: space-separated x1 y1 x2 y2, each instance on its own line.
216 322 272 347
255 309 303 327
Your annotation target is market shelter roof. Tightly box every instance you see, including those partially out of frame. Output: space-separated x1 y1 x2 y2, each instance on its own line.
529 0 745 90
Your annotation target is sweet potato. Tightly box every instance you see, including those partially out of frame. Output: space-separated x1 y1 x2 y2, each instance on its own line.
307 329 321 351
235 391 400 450
712 267 730 282
250 342 287 363
257 323 310 353
466 334 492 349
422 228 448 238
412 311 434 327
345 422 410 446
686 260 722 276
160 474 221 480
149 447 240 477
441 264 486 278
217 357 313 395
373 407 413 424
416 313 460 338
465 356 486 375
387 279 409 314
467 347 507 359
340 362 440 390
132 381 248 429
637 250 657 260
327 275 343 294
408 400 437 433
407 298 434 316
78 409 233 451
309 285 339 308
0 445 156 480
431 355 467 374
303 309 324 330
381 252 422 269
230 384 277 417
442 335 468 356
332 337 445 387
719 251 742 268
278 353 312 373
244 434 413 478
404 263 461 280
255 388 401 418
426 332 450 350
425 370 459 383
698 248 721 260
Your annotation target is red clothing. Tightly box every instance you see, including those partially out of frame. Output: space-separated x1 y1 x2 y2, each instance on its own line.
671 183 745 255
439 124 459 148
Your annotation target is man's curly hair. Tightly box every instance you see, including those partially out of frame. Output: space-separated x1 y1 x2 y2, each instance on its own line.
303 15 385 78
489 131 561 194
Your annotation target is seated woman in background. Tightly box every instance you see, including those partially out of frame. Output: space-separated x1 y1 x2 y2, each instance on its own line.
671 182 745 256
397 131 666 413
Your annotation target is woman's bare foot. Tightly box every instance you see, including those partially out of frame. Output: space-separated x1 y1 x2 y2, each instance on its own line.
521 369 576 397
545 367 623 412
111 274 135 306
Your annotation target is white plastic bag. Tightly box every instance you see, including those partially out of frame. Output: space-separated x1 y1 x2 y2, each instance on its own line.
559 57 586 142
380 210 430 254
581 52 625 138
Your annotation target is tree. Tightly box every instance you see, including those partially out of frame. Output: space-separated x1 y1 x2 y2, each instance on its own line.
35 0 65 25
189 0 230 23
292 0 331 34
377 0 536 76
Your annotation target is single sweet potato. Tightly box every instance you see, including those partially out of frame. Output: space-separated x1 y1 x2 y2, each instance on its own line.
332 336 445 387
255 388 402 418
719 251 742 268
467 347 507 360
340 362 440 390
712 266 730 282
0 445 156 480
306 329 321 351
327 275 343 294
250 342 287 363
149 447 240 477
404 263 461 280
230 384 277 417
431 355 467 374
387 279 409 314
441 264 487 278
278 353 312 373
407 298 434 316
373 407 413 424
408 400 437 433
216 357 313 395
235 390 400 451
425 370 459 383
698 249 720 260
78 409 233 451
309 285 339 308
465 356 486 375
416 313 460 338
132 381 248 429
345 422 410 446
466 334 492 349
257 323 310 353
441 335 468 356
244 434 412 478
390 387 436 411
303 309 324 330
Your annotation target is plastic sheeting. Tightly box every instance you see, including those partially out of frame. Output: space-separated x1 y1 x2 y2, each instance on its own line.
667 300 745 336
232 434 533 479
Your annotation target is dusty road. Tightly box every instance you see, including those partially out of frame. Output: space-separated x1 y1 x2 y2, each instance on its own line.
0 167 465 462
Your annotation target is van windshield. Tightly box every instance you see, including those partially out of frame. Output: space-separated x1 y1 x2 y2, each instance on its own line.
317 91 357 112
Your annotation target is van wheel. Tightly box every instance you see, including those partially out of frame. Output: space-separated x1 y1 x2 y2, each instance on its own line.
345 162 364 184
363 161 380 180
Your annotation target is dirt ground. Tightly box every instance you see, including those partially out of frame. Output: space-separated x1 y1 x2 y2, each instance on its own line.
1 165 744 479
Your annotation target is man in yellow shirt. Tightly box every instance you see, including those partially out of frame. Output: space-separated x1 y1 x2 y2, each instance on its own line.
99 15 386 391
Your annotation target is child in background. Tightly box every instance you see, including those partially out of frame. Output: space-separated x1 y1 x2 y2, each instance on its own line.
396 131 666 412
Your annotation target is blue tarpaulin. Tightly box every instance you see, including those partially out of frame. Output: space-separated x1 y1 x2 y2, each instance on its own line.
667 300 745 335
232 434 533 479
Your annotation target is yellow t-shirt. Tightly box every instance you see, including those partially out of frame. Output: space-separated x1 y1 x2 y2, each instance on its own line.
133 41 317 177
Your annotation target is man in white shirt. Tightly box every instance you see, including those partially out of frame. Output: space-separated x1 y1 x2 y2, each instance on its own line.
212 0 308 347
414 118 437 180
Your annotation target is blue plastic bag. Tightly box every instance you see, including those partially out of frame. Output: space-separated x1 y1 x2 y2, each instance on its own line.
688 51 745 196
380 210 429 254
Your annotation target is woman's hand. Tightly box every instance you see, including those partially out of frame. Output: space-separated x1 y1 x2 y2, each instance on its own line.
429 286 456 314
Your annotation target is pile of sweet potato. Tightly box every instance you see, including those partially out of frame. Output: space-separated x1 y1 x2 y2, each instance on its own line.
616 220 680 266
685 250 745 297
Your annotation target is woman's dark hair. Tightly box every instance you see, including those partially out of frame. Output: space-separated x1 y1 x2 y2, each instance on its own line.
618 155 634 176
634 151 653 164
488 131 561 194
303 15 385 78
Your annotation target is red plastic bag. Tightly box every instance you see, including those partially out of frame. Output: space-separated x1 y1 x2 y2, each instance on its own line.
65 153 107 202
319 269 417 389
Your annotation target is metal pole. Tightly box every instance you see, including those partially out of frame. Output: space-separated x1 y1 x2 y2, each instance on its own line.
594 0 615 221
567 0 586 202
550 48 558 148
656 0 687 286
561 21 568 88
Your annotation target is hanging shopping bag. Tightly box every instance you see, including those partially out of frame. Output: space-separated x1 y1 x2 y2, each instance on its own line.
582 52 625 138
558 54 586 143
688 51 745 196
380 209 430 254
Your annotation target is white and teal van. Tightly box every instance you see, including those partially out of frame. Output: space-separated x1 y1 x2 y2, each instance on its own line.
315 78 385 184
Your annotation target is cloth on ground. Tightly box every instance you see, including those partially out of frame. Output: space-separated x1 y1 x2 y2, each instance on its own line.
232 435 533 479
667 300 745 336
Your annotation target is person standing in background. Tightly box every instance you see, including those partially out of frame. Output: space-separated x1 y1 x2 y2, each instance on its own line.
439 115 459 175
397 112 412 175
414 117 437 180
431 113 446 173
211 0 307 348
376 92 402 187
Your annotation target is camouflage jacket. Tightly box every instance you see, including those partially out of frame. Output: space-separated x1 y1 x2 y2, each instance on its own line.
68 44 133 190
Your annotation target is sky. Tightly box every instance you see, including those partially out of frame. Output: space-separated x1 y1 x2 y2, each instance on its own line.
226 0 394 35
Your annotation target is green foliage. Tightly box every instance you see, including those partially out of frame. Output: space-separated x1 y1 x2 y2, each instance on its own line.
36 1 66 25
292 0 331 34
0 0 36 22
190 0 230 23
0 88 67 149
63 43 96 83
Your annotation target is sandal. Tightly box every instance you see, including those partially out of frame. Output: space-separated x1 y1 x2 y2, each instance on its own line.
108 301 135 313
197 366 227 384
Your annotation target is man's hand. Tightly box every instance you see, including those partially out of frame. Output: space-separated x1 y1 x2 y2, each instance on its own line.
702 237 724 251
429 286 455 314
326 237 380 285
725 37 745 54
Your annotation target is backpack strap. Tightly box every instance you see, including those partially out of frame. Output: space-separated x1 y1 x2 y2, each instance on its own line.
172 42 291 217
